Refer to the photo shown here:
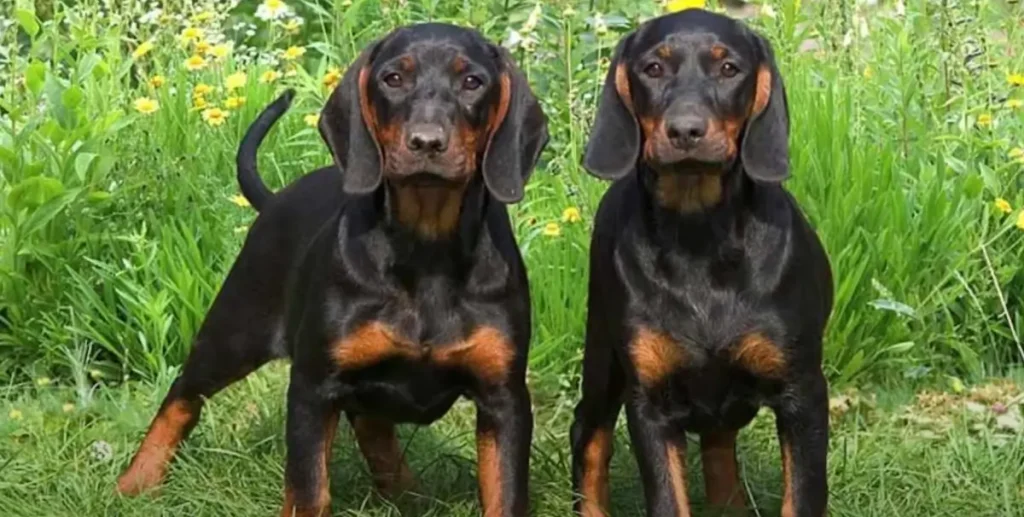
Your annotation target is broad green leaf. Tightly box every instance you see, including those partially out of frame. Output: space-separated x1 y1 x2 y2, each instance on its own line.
25 62 46 96
74 152 98 182
14 8 40 38
21 190 78 236
7 176 65 211
62 85 85 111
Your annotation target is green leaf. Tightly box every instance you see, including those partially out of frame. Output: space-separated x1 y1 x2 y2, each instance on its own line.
962 174 983 199
74 152 98 182
75 53 101 82
14 8 40 38
86 190 112 204
7 176 66 211
25 62 46 96
21 190 78 237
62 85 85 111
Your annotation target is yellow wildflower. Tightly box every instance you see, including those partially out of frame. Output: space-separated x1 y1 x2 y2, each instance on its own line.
260 70 282 83
863 65 873 79
1008 73 1024 87
977 113 993 127
283 19 302 34
225 96 246 109
193 96 209 110
148 75 166 88
543 222 561 237
36 377 51 386
8 409 22 420
562 207 582 223
133 97 160 114
284 65 300 78
995 198 1012 214
180 27 203 42
195 40 212 56
184 55 207 71
225 71 248 91
1007 99 1023 109
62 403 75 413
209 43 233 60
229 194 251 207
283 45 306 60
666 0 705 12
202 107 230 127
193 83 214 97
1017 211 1024 230
304 113 320 127
132 40 155 59
322 67 342 90
1010 148 1024 163
259 0 289 19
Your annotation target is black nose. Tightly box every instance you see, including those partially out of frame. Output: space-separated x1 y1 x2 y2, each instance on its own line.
406 124 449 154
666 115 708 147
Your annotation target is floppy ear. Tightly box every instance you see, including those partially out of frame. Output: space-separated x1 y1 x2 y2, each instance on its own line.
318 41 384 194
740 35 790 183
583 36 640 181
481 48 549 204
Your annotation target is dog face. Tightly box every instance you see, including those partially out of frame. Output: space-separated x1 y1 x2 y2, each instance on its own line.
584 10 790 183
320 23 548 203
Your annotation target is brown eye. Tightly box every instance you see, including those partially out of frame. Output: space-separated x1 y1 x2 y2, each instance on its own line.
383 73 403 88
643 62 664 78
721 62 739 78
462 75 483 91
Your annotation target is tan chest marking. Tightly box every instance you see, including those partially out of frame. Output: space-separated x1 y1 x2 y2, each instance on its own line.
331 323 516 384
730 332 786 379
630 327 688 388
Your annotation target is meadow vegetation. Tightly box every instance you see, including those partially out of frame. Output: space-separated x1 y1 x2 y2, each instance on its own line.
1 0 1023 515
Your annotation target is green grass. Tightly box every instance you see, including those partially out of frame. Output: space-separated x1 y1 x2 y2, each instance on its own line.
2 367 1023 516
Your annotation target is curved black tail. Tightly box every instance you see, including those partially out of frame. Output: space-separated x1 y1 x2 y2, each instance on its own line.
236 89 296 212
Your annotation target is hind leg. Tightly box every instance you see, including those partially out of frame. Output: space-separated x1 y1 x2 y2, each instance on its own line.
117 251 288 495
348 414 416 497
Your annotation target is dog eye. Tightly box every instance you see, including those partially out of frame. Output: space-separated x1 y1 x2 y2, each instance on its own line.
462 75 483 91
721 62 740 78
643 62 664 78
383 73 403 88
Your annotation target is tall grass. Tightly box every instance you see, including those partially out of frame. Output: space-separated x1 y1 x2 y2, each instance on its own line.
1 0 1022 386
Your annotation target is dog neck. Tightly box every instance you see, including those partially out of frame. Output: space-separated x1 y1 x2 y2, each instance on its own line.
638 161 749 248
377 175 488 256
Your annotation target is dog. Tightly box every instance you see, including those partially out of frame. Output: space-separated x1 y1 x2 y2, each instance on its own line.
569 9 832 517
116 23 548 517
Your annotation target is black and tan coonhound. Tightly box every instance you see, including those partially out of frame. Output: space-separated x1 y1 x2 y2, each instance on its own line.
116 23 548 517
570 10 832 517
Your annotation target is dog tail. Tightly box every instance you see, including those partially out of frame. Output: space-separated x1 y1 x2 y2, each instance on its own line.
236 89 296 212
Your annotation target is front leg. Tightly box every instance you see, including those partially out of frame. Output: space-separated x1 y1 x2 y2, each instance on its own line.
773 370 829 517
475 382 533 517
625 393 691 517
282 371 340 517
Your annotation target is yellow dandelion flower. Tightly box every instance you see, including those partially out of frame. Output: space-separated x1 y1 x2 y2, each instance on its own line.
543 222 561 237
193 96 209 109
184 55 207 71
304 113 320 127
260 69 282 83
283 19 302 34
977 113 993 127
225 96 247 109
180 27 203 43
202 107 229 127
132 40 155 59
8 409 22 420
209 43 232 60
229 194 251 207
193 83 214 97
195 40 212 56
133 97 159 114
1007 99 1023 109
666 0 705 12
283 45 306 60
1008 73 1024 87
562 207 582 223
36 377 51 386
1017 211 1024 230
995 198 1012 214
1010 148 1024 163
62 403 75 413
225 71 247 91
148 75 166 88
322 67 342 90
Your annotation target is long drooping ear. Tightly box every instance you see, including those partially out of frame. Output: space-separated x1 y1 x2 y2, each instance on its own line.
740 35 790 183
318 41 384 194
583 36 639 181
480 47 549 204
